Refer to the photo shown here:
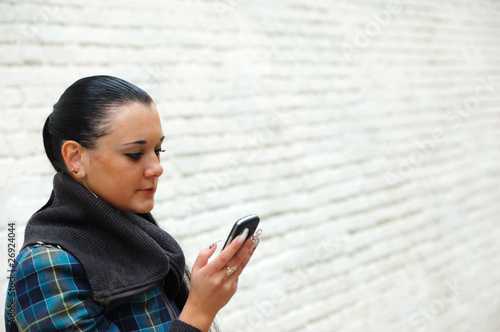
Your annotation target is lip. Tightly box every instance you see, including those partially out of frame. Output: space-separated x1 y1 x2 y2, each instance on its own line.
138 187 156 195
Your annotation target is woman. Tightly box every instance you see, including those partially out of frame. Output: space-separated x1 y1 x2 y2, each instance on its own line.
4 75 260 331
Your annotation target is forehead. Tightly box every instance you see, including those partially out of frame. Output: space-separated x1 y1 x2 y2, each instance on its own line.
102 102 162 144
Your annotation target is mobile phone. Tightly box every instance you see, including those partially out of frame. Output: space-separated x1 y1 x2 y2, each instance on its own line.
222 214 260 249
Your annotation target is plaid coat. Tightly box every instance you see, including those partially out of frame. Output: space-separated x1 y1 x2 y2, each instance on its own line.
5 244 199 332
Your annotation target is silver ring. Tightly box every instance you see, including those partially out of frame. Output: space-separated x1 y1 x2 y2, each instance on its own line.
226 265 237 276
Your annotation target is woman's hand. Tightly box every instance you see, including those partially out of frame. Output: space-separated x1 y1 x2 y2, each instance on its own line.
178 230 259 332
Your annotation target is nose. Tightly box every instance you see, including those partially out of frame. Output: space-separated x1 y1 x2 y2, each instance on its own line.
145 153 164 179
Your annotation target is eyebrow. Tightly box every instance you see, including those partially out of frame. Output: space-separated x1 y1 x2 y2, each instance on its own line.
122 136 165 146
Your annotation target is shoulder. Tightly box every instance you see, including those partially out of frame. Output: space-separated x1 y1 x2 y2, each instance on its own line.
17 244 81 269
12 245 112 331
15 244 88 288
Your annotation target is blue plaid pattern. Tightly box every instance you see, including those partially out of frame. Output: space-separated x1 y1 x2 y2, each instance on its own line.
5 245 180 331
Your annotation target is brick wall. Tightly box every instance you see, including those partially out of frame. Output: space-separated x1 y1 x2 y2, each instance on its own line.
1 0 500 331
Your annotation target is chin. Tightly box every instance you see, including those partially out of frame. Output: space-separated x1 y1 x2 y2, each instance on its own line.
133 203 154 214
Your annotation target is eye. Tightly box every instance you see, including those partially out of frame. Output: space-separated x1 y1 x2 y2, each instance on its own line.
155 148 165 156
125 152 144 161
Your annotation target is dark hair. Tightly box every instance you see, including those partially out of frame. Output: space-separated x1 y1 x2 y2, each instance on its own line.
43 75 153 172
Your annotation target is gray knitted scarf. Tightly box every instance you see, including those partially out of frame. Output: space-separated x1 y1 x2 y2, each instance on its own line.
22 172 187 304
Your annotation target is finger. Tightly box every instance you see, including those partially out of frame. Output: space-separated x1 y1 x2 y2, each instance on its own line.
228 240 255 278
191 242 218 274
221 239 254 277
212 230 250 270
226 231 261 278
228 236 254 265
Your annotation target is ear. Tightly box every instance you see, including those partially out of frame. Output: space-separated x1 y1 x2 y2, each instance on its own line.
61 140 87 178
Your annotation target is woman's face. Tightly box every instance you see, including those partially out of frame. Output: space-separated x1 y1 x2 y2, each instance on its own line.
82 102 164 214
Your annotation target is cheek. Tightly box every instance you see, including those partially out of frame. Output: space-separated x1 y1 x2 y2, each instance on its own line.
94 153 123 172
109 160 143 186
90 152 143 186
92 155 129 182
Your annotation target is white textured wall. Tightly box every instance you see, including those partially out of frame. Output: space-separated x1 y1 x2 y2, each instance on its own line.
1 1 500 331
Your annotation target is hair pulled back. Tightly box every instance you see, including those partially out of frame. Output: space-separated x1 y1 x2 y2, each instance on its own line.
43 75 153 172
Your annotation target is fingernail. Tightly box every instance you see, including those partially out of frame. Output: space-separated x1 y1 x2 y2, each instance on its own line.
208 239 222 249
251 229 262 250
237 228 249 244
252 237 260 250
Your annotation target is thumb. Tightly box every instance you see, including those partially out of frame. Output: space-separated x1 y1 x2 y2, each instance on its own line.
191 242 217 274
